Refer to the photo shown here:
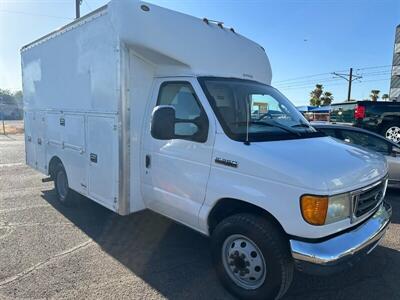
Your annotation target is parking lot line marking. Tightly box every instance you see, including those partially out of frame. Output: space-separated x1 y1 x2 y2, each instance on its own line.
0 162 23 168
0 240 93 287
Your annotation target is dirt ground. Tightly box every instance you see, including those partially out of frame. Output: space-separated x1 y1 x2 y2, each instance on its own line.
0 120 24 135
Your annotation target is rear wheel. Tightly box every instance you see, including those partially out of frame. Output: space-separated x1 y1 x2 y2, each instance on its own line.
381 123 400 144
53 163 75 205
211 213 293 300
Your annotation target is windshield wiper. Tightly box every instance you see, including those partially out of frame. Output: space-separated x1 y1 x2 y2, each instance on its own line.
291 123 310 128
233 120 301 136
260 119 302 136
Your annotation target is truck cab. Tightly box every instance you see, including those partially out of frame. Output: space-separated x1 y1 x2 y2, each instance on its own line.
144 75 392 299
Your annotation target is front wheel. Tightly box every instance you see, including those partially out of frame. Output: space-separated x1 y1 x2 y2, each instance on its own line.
211 214 293 300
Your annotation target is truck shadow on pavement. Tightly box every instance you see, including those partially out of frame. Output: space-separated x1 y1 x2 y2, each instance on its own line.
41 189 400 300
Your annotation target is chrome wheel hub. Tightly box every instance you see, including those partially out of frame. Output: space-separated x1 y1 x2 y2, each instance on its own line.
386 126 400 143
222 234 266 290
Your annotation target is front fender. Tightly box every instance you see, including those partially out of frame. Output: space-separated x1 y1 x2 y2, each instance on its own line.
199 166 360 239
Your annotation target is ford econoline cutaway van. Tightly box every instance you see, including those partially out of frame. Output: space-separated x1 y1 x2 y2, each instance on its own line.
21 1 392 299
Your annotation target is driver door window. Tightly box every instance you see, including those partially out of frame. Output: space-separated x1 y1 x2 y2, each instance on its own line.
157 82 208 141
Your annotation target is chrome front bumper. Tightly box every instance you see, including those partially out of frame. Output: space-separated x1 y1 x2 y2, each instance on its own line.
290 202 392 275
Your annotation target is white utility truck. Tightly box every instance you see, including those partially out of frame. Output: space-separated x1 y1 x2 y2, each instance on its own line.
22 1 392 299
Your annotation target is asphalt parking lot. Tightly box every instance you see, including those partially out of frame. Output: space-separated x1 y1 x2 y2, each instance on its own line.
0 134 399 300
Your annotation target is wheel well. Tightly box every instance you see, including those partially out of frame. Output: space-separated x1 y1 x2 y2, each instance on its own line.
48 156 63 178
207 198 286 235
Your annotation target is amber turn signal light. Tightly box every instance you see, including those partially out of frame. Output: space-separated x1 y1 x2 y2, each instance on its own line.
300 195 329 225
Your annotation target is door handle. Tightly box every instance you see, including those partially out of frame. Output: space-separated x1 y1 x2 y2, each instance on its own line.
90 153 98 163
145 154 151 168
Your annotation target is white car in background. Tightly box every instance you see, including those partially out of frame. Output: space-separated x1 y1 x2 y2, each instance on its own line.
313 123 400 188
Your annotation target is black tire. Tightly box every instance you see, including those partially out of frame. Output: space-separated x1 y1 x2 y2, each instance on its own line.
53 163 75 206
380 122 400 144
211 213 293 300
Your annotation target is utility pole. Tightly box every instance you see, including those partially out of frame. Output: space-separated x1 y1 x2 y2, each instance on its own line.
75 0 82 19
347 68 353 102
332 68 362 101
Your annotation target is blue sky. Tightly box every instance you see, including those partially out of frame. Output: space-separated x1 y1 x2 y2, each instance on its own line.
0 0 399 105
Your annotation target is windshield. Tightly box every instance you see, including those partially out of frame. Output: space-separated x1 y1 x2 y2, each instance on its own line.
198 77 321 142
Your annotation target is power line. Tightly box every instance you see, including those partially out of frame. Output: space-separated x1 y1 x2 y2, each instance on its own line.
354 78 391 84
279 77 391 91
275 71 391 88
360 71 391 77
274 64 392 84
275 69 391 89
276 72 391 89
281 81 351 91
273 72 335 84
276 75 351 87
356 64 392 71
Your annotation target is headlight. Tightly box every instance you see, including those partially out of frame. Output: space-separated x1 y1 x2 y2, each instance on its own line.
300 193 351 225
326 193 351 224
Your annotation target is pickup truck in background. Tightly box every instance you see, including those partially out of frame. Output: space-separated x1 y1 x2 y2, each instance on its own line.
330 101 400 143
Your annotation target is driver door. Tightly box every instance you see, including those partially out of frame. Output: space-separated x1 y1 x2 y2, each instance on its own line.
142 79 214 229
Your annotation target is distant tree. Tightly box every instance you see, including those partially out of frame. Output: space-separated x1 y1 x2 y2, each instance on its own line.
310 84 324 106
0 89 14 104
382 93 389 101
321 91 334 105
370 90 380 101
0 90 23 120
0 89 23 105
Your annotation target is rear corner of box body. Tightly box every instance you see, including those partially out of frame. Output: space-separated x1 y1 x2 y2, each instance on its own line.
117 42 131 215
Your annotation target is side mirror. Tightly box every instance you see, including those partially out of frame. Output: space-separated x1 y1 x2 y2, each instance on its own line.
151 106 176 140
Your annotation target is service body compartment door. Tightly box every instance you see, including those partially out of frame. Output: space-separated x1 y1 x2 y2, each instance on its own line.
24 111 46 172
24 111 36 168
34 111 47 173
87 115 118 210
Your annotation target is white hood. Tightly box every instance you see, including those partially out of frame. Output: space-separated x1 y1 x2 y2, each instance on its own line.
215 136 388 194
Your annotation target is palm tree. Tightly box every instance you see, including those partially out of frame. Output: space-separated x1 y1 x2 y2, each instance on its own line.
370 90 380 101
309 84 324 106
382 93 389 101
321 91 333 105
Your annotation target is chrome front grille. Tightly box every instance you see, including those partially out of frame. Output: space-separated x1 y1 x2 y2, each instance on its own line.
351 178 388 221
